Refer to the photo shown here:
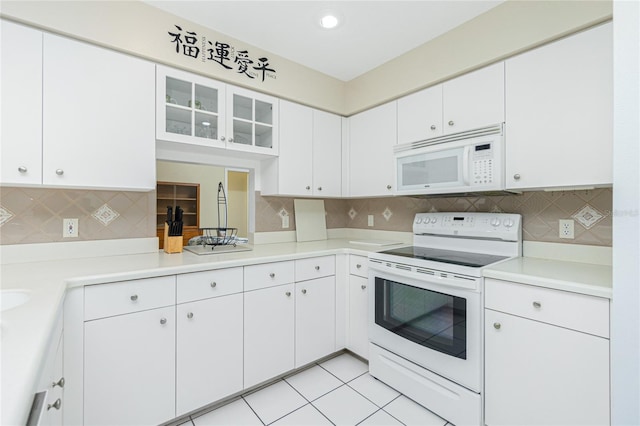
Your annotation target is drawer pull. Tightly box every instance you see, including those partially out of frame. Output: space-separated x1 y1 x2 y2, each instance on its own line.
187 312 194 319
47 399 62 411
533 301 542 309
130 294 138 302
52 377 65 388
315 266 320 271
210 281 217 288
493 322 501 330
269 273 276 278
285 291 291 297
361 285 367 290
356 264 362 269
160 318 167 325
302 289 307 294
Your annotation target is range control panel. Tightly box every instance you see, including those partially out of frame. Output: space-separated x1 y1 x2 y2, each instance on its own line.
413 212 521 241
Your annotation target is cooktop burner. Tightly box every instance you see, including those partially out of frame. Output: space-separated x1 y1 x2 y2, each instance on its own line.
378 246 509 268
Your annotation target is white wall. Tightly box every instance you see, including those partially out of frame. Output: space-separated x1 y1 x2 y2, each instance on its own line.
611 1 640 424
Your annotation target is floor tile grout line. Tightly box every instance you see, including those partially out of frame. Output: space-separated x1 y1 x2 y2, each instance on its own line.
240 395 267 426
308 400 338 426
344 375 398 410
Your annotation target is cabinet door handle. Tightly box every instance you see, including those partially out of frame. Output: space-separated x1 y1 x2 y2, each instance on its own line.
285 291 291 297
210 281 217 288
18 166 27 173
306 186 311 190
315 266 320 271
160 318 167 325
361 285 367 290
513 174 521 180
448 120 454 126
430 125 436 131
269 272 276 278
187 312 194 319
220 136 226 141
130 294 138 301
47 399 62 411
387 185 392 190
55 169 64 176
356 264 362 269
493 322 501 330
317 186 322 191
228 138 234 143
533 301 542 309
52 377 65 388
301 289 307 294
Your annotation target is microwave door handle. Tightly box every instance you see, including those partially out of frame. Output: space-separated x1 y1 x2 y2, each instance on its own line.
462 146 471 185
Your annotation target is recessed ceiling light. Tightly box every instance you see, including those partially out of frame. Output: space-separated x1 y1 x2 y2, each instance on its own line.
320 14 339 29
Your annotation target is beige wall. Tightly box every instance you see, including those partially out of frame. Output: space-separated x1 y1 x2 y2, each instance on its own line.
156 161 224 228
227 171 249 238
1 0 612 115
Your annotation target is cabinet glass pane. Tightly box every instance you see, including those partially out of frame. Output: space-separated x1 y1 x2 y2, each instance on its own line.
233 94 253 120
255 124 273 148
194 84 218 113
195 112 218 140
233 120 253 145
166 77 191 107
255 100 273 125
166 106 192 135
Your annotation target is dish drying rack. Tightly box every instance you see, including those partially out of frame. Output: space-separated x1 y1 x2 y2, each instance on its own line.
198 182 242 249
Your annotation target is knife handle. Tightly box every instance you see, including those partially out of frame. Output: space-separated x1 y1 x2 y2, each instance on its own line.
167 206 173 223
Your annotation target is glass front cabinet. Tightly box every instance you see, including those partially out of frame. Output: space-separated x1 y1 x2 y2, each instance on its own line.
156 65 279 156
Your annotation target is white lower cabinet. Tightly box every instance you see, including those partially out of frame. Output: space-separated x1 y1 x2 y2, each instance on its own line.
347 255 369 359
176 293 243 416
484 278 610 426
244 283 295 388
84 306 176 426
295 276 336 367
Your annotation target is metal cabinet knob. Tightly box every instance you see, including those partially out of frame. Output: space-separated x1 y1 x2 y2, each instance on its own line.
47 399 62 411
285 291 291 297
513 174 521 180
269 272 275 278
533 301 542 309
493 322 501 330
356 264 362 269
220 136 226 141
361 285 367 290
160 318 167 325
302 289 307 294
306 186 311 190
187 312 194 319
315 266 320 271
210 281 217 288
317 187 322 191
430 125 436 130
18 166 27 173
55 169 64 176
228 138 234 143
52 377 65 388
130 294 138 301
387 185 392 190
448 120 454 126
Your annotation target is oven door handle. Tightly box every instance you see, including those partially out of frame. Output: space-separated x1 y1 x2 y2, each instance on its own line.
368 263 479 292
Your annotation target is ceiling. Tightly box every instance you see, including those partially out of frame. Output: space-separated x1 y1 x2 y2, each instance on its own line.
143 1 504 81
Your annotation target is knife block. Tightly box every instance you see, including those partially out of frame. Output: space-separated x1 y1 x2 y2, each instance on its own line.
163 223 183 254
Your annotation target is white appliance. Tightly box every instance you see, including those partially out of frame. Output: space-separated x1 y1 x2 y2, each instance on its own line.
395 124 507 196
368 212 521 426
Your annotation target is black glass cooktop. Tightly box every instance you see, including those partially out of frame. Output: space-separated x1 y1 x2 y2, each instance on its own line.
379 246 509 268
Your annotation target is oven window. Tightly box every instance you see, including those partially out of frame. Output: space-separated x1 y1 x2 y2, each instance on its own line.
375 277 467 359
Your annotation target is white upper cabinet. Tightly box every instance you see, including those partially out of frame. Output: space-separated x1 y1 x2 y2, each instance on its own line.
43 33 156 190
1 20 43 186
397 85 443 144
348 101 397 197
396 62 504 145
505 22 613 190
226 85 279 156
156 65 226 149
442 62 505 134
261 101 341 197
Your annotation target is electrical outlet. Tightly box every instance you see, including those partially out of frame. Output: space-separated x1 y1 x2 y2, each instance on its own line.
281 215 289 228
63 218 79 238
368 215 374 227
559 219 574 239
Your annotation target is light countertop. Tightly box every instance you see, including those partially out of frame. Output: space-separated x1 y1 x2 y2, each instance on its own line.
483 256 613 299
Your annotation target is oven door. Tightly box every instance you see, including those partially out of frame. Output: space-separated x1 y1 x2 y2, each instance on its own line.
368 266 482 393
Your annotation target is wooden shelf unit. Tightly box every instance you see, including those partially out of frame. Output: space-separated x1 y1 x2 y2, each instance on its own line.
156 181 201 249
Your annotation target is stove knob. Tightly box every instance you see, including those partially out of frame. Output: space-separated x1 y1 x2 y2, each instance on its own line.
430 217 438 224
490 218 501 227
416 217 423 224
504 218 514 228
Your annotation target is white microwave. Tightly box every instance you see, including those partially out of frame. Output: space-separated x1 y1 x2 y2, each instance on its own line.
394 124 506 196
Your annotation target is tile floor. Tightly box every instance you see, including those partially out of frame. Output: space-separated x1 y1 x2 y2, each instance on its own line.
180 352 451 426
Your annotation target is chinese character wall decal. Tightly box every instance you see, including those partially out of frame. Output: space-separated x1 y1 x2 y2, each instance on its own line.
208 41 233 70
254 57 275 82
235 50 255 79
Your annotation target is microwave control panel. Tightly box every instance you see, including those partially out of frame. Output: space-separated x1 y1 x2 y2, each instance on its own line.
472 143 494 185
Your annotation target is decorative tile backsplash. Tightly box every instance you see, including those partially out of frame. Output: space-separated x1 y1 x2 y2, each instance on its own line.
257 189 613 246
1 187 612 247
0 187 156 245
